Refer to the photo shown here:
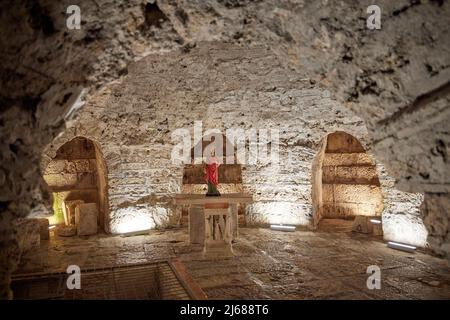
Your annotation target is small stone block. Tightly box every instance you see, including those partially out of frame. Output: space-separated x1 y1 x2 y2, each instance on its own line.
14 218 40 253
64 200 84 226
352 215 371 234
75 203 98 236
38 218 50 240
372 222 383 236
56 225 77 237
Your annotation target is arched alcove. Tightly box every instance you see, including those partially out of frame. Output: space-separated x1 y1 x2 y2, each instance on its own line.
311 131 384 231
180 133 244 225
42 137 110 234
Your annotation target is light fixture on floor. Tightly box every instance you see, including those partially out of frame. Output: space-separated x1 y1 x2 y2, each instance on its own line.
120 229 151 237
387 241 416 253
270 224 296 232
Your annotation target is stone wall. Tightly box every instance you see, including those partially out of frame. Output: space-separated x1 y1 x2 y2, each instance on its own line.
0 0 177 298
42 137 106 228
43 44 425 246
2 0 449 299
44 137 98 193
320 131 383 219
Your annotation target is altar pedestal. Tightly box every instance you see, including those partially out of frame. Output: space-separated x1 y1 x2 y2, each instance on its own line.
189 205 205 245
174 193 253 257
204 207 233 258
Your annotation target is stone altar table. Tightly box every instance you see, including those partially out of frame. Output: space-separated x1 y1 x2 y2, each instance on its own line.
173 193 253 257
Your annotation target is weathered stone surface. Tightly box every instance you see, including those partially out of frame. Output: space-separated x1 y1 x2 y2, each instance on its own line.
421 193 450 256
372 221 383 236
14 228 450 300
322 203 378 219
315 132 385 222
1 0 449 298
56 225 77 237
322 153 373 167
47 46 370 232
38 218 50 241
75 203 98 236
0 0 179 297
43 138 98 192
189 205 205 245
322 184 383 206
64 200 84 226
383 209 428 248
14 219 40 255
352 216 371 234
322 166 380 185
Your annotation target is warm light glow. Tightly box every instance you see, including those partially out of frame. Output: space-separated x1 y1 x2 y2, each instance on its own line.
370 219 381 224
382 208 428 248
111 207 155 234
48 225 56 230
249 202 311 226
115 216 154 234
387 241 416 253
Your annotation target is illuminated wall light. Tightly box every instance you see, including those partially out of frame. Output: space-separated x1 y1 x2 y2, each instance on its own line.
48 225 56 230
270 224 296 232
120 229 151 237
115 216 154 234
370 219 381 224
111 207 155 234
249 202 311 226
387 241 417 253
382 213 428 248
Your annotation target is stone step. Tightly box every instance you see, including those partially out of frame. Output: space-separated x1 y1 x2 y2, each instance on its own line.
317 218 354 233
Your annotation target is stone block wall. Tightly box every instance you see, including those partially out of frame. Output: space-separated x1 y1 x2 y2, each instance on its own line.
2 0 449 298
43 138 98 194
41 44 426 248
320 132 384 220
41 136 111 231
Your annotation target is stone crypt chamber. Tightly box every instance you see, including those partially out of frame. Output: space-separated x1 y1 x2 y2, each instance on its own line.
1 0 450 301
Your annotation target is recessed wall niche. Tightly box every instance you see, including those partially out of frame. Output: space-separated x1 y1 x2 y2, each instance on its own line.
312 131 383 231
43 137 109 234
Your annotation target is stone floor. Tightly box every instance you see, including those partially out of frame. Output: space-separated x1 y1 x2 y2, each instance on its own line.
16 227 450 300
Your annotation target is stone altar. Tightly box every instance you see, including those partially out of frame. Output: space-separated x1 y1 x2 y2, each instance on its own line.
173 193 253 257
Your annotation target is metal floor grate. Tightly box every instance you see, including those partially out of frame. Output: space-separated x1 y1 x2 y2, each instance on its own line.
11 260 205 300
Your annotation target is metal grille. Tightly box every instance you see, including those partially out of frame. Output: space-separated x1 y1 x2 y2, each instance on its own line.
11 261 193 300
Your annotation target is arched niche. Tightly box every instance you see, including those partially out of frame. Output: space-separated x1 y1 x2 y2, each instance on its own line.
180 133 244 225
42 137 110 233
311 131 384 230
